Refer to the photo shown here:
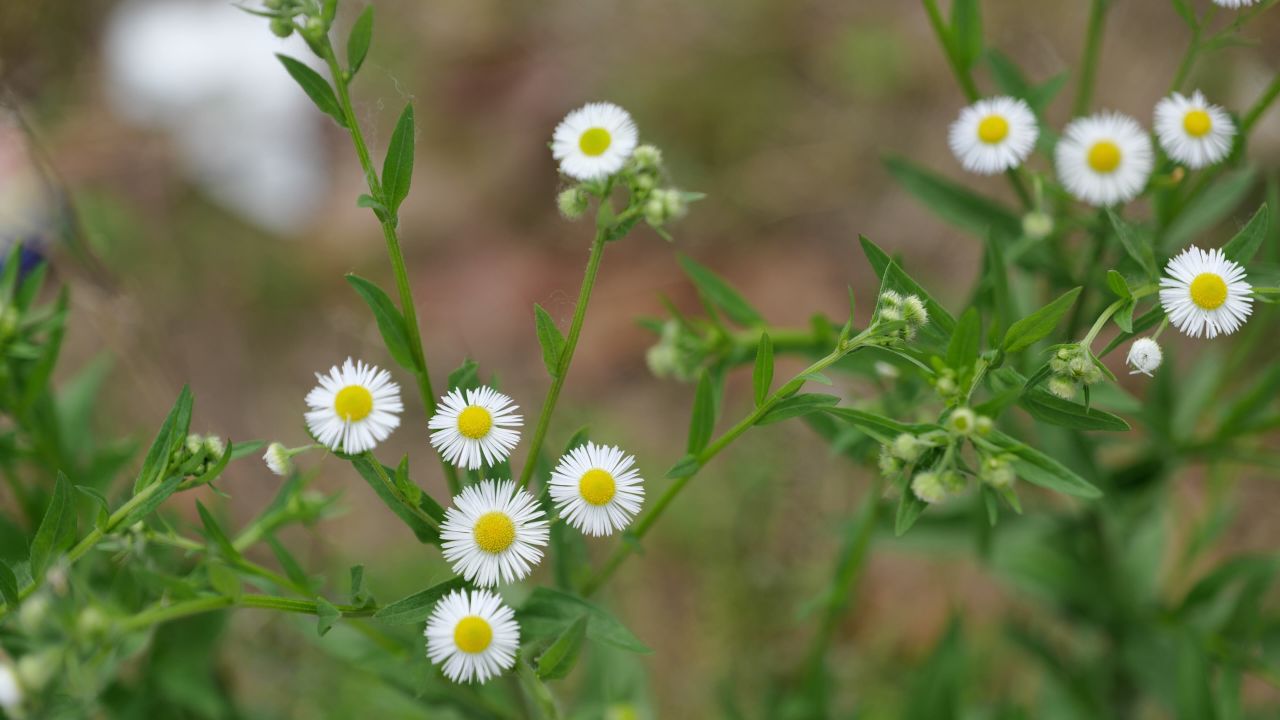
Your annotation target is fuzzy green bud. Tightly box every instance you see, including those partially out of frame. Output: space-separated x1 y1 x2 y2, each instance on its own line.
269 17 294 37
891 433 923 463
203 435 225 458
1022 211 1054 240
901 295 928 328
631 144 662 171
974 415 993 436
980 455 1016 489
878 446 902 476
556 187 589 219
911 472 948 504
1047 376 1076 400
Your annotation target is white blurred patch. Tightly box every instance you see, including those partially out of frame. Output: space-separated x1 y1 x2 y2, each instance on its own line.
104 0 328 233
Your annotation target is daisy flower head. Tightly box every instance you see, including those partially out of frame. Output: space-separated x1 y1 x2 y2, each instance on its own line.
429 387 522 470
947 96 1039 175
1154 91 1236 169
440 479 548 587
549 442 646 537
304 358 402 454
1055 112 1154 207
1126 338 1164 376
1212 0 1258 7
424 588 520 684
1159 246 1253 338
552 102 639 181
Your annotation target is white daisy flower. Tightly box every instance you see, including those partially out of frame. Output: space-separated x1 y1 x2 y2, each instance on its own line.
1159 246 1253 339
1126 338 1164 376
440 479 548 587
304 358 402 454
1212 0 1258 7
549 442 645 537
429 387 522 470
1055 112 1154 207
551 102 639 181
947 96 1039 175
424 588 520 684
1154 91 1236 169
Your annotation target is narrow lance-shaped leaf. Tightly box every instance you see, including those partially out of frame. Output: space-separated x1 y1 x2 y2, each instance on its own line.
950 0 983 71
276 54 347 128
1222 203 1269 265
537 614 589 680
134 386 194 493
346 5 374 76
534 304 566 378
30 472 75 579
756 394 840 426
1108 210 1158 278
883 156 1022 239
677 255 763 327
381 104 416 216
753 333 773 407
687 370 717 454
1000 287 1082 353
346 274 415 371
374 577 468 625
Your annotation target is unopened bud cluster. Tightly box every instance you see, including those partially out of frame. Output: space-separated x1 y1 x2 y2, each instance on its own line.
177 433 226 477
1047 343 1103 400
644 320 703 382
878 406 1014 505
874 291 929 343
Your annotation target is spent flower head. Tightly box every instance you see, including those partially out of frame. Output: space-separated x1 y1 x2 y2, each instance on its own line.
1126 337 1164 377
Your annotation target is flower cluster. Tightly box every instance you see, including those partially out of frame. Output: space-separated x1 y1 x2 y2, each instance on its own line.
873 291 930 344
877 405 1012 507
949 91 1237 207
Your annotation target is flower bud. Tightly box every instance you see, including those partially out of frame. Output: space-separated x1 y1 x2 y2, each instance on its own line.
17 595 49 636
203 435 225 458
269 17 294 38
186 434 205 455
631 144 662 171
901 295 929 328
980 455 1016 489
556 187 589 219
878 446 902 476
1126 337 1162 377
947 407 976 435
263 442 293 477
1047 376 1076 400
16 650 57 694
1022 211 1054 240
974 415 993 436
891 433 923 463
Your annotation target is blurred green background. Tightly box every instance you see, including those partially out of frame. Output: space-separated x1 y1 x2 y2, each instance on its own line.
2 0 1280 716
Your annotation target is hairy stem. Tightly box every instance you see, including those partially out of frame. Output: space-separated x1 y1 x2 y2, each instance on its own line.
518 227 609 490
318 39 462 495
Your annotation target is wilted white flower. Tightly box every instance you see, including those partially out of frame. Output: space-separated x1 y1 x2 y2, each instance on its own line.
1126 338 1164 376
263 442 292 476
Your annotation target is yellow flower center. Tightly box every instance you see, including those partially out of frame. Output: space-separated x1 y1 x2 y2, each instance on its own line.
456 406 493 439
578 468 616 506
473 511 516 554
333 385 374 422
1087 141 1122 174
1183 109 1212 138
1189 272 1228 310
453 616 493 654
977 115 1009 144
578 127 612 157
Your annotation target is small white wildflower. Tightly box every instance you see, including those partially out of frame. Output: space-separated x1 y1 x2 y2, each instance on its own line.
948 96 1039 175
548 442 645 537
551 102 639 181
1154 91 1236 169
305 358 403 454
1055 112 1154 206
439 480 548 587
1159 246 1253 338
428 387 523 470
424 589 520 684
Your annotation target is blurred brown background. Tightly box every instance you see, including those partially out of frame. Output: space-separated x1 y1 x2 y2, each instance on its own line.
3 0 1280 716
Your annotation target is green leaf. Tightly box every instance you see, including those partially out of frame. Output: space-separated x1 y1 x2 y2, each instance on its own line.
825 407 934 443
315 597 341 637
1222 203 1269 265
1108 210 1158 278
687 370 717 454
883 157 1021 239
985 50 1066 114
207 562 242 600
756 394 840 425
895 485 928 536
666 455 701 479
135 386 194 493
447 358 480 392
381 104 416 216
1020 389 1131 431
1165 168 1256 251
950 0 983 71
19 287 69 414
373 576 467 625
276 54 347 128
349 457 439 544
518 587 650 653
1106 270 1131 299
533 304 566 377
1114 300 1136 333
859 236 956 342
987 431 1102 499
346 5 374 76
946 307 980 371
1000 287 1081 353
75 485 111 531
196 501 240 560
117 475 183 528
346 274 415 371
0 561 18 607
677 255 763 326
30 472 74 579
537 614 589 680
753 333 774 407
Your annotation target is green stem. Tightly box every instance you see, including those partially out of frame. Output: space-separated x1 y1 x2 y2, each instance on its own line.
517 228 609 490
580 334 876 597
1168 5 1214 93
365 450 440 530
318 39 461 495
117 593 378 634
1073 0 1109 116
1242 72 1280 134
